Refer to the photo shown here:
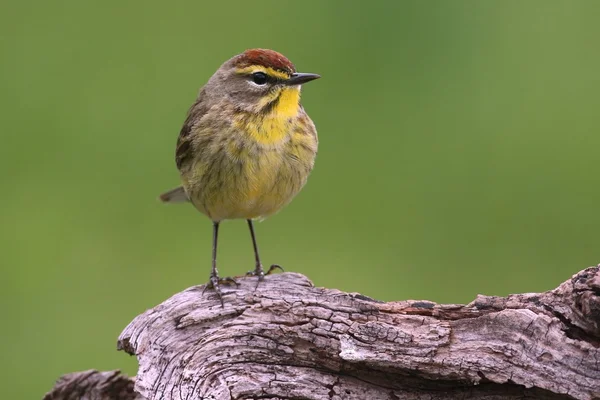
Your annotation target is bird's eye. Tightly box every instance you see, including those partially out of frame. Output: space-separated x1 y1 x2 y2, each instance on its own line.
251 72 268 85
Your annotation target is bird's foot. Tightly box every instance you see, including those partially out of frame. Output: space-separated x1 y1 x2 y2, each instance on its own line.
246 264 284 289
202 274 239 307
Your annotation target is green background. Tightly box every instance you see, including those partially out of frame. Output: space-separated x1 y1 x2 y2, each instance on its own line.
2 1 599 398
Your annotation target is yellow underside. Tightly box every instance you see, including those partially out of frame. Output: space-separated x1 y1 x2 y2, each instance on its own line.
182 90 316 221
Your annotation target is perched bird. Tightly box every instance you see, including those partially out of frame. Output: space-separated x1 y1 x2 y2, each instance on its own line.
159 49 320 304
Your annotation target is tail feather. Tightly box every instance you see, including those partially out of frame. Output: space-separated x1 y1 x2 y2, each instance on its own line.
158 186 189 203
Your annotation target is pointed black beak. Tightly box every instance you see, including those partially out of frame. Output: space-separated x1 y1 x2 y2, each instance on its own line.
286 72 321 86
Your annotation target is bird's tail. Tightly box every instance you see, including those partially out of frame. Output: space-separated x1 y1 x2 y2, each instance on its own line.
158 186 189 203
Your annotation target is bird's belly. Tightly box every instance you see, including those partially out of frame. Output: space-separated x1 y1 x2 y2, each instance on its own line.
187 148 308 221
217 177 295 221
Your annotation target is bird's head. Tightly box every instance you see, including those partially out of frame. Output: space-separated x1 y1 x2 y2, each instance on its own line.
206 49 320 116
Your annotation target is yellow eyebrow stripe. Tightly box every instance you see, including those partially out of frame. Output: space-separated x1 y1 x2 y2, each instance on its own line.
236 65 290 80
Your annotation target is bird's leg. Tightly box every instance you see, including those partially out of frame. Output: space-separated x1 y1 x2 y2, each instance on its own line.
246 220 283 287
247 219 264 279
203 221 238 306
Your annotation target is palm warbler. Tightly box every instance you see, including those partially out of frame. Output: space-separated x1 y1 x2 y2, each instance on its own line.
159 49 319 304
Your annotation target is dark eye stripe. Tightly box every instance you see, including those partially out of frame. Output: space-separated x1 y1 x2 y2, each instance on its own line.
249 71 289 86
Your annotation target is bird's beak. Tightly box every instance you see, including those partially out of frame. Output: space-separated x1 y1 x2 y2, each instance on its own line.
286 72 321 86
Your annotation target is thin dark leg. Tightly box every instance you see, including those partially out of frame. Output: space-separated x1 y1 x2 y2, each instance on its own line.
212 221 220 279
203 221 237 306
247 219 264 278
247 219 284 286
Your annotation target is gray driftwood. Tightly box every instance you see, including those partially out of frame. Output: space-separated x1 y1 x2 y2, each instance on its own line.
46 266 600 400
43 370 141 400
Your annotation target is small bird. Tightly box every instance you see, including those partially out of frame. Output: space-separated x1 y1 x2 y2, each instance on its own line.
159 49 320 304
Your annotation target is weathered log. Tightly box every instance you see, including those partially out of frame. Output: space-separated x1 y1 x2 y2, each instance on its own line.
47 266 600 400
43 370 141 400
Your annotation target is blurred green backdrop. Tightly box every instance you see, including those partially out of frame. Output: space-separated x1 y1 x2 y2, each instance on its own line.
2 1 599 398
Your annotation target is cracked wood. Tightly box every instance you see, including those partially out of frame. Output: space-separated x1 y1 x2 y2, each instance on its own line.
108 266 600 400
44 370 141 400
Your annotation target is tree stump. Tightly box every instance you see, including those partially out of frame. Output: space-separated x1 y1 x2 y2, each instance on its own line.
45 266 600 400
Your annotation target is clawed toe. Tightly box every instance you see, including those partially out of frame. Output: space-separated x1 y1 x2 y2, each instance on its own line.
246 264 285 289
247 264 284 277
266 264 284 274
202 275 239 306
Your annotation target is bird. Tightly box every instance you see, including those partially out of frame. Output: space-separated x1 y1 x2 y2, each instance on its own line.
159 49 320 305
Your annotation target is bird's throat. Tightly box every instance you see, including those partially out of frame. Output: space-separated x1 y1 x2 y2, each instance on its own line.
241 88 301 145
274 87 301 118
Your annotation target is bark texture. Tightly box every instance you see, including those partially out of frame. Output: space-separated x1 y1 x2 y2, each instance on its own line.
43 370 141 400
114 266 600 400
45 266 600 400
